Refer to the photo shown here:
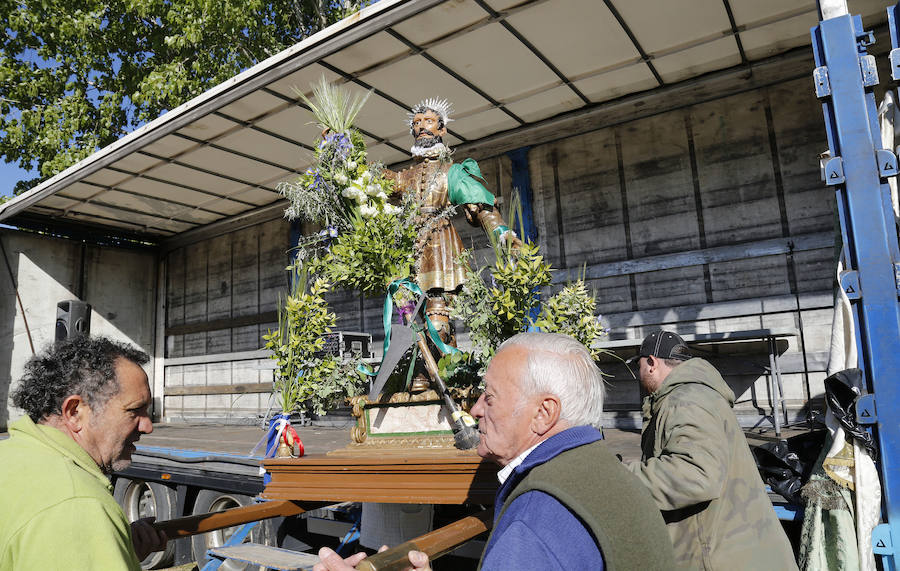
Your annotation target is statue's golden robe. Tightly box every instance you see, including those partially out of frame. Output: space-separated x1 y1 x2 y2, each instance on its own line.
395 157 467 293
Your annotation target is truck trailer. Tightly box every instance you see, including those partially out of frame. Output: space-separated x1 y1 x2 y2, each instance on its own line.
1 0 898 568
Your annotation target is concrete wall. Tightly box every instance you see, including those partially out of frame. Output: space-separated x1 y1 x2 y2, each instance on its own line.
0 230 157 430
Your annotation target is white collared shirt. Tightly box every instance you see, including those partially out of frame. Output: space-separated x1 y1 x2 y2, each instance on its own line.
497 442 542 485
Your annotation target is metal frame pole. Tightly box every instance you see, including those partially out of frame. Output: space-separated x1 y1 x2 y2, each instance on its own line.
812 3 900 566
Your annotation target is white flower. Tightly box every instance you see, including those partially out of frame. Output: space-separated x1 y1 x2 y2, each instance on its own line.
361 171 371 182
341 187 356 199
365 184 380 196
347 160 357 170
360 204 377 218
376 191 388 201
384 204 403 216
334 173 349 185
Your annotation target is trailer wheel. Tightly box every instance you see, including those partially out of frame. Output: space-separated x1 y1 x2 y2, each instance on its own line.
190 490 268 571
113 478 177 569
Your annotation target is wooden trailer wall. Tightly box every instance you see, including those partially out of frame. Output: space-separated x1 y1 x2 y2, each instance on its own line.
160 73 835 427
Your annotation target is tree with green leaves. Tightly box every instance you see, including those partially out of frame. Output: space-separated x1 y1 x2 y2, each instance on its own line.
0 0 365 195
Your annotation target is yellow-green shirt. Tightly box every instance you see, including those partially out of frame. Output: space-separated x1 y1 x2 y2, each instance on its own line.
0 416 141 570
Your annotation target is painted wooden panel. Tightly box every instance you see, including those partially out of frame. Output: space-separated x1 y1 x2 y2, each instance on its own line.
231 225 262 352
207 233 232 355
166 248 185 358
767 78 834 236
691 90 783 245
621 111 701 258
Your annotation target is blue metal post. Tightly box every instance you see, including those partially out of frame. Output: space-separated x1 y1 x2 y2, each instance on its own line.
506 147 536 242
812 4 900 566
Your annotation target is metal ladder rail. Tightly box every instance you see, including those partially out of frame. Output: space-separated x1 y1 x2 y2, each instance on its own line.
812 1 900 568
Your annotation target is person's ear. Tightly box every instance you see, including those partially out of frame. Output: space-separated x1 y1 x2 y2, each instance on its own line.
531 394 561 435
645 355 655 369
60 394 88 433
436 122 447 137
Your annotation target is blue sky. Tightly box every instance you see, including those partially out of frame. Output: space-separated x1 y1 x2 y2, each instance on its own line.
0 162 36 199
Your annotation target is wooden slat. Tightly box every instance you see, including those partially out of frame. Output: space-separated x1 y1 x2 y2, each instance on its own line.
165 312 278 336
165 382 274 396
183 239 208 357
262 452 499 505
152 499 310 538
207 231 233 354
232 224 262 351
554 232 832 283
164 349 271 367
357 510 493 571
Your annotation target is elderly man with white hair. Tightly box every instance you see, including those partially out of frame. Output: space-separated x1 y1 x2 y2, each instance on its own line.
315 332 675 571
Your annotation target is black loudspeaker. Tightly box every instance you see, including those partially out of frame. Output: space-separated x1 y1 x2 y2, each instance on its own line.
56 300 92 341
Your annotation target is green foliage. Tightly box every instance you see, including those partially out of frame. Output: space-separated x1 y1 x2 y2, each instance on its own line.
452 243 607 376
449 251 502 367
312 199 420 293
451 242 553 368
534 281 608 359
295 76 372 134
1 0 368 194
437 350 482 392
489 242 552 338
263 265 364 416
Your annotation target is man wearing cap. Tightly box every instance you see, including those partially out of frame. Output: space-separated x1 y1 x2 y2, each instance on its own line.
627 330 797 570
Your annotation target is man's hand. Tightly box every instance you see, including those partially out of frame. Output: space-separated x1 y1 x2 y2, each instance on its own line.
313 547 369 571
130 517 168 561
313 546 432 571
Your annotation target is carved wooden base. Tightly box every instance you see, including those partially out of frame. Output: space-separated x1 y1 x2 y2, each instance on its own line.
349 395 462 450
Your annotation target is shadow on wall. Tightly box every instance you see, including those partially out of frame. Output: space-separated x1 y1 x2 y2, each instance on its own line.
0 230 158 429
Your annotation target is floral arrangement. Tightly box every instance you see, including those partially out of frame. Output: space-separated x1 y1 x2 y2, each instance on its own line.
276 77 421 294
262 265 364 416
266 78 427 415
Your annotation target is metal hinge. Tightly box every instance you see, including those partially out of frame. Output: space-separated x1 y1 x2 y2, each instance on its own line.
855 394 876 424
823 156 845 185
873 524 894 556
877 149 899 178
814 66 831 98
891 48 900 81
840 269 860 300
860 54 879 86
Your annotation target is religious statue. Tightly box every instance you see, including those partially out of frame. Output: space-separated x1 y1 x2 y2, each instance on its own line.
272 81 606 449
384 99 519 392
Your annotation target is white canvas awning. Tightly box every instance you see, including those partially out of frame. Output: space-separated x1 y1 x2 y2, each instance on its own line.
0 0 889 243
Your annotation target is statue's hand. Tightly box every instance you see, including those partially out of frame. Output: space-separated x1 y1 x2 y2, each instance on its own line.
463 203 480 225
504 231 523 251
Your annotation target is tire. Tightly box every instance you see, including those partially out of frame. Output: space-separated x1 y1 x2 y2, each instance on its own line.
190 490 269 571
113 478 177 569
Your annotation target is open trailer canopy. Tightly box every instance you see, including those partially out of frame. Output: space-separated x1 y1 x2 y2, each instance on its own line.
0 0 888 245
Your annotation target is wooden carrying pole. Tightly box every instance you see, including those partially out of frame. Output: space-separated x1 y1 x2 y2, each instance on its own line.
151 499 308 538
357 509 493 571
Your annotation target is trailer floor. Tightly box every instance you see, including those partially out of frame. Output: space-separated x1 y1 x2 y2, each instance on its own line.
1 422 810 463
130 422 810 463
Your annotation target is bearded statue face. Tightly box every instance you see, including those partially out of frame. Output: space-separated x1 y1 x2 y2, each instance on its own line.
410 109 446 151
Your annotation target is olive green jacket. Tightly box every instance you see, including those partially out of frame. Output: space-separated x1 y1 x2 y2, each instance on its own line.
0 416 141 570
628 358 797 571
